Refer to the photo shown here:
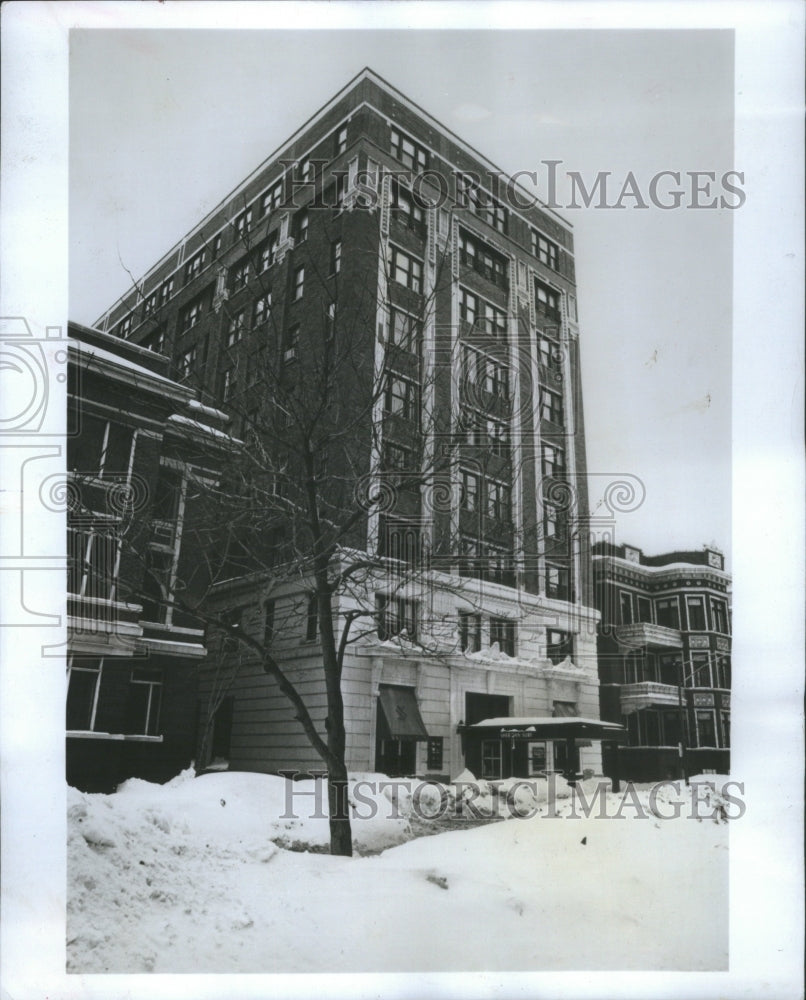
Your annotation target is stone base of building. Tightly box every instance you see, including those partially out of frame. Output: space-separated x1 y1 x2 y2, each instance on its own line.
602 745 730 783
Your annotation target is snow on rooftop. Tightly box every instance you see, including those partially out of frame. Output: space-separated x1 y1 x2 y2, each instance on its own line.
69 338 187 390
469 716 623 728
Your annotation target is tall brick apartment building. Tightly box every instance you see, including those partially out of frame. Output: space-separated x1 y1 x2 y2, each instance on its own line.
95 69 616 781
593 541 731 781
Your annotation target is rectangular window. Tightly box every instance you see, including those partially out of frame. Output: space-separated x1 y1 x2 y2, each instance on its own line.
391 247 423 293
262 180 284 216
485 415 509 456
124 667 163 736
486 543 513 585
471 351 509 398
686 595 707 631
259 235 277 272
532 230 559 270
486 479 511 522
462 180 508 234
535 280 561 320
541 443 565 478
426 737 444 771
234 207 253 237
546 629 572 664
184 249 206 284
489 616 516 657
543 504 560 539
383 441 415 472
330 239 342 275
459 287 478 328
211 234 222 259
293 265 305 300
480 739 502 779
66 658 102 731
391 180 427 235
546 564 570 601
142 327 165 354
620 591 633 625
711 599 729 634
480 300 508 338
230 259 250 292
539 336 562 374
227 310 246 346
636 596 652 623
179 295 205 332
390 127 428 171
695 709 717 748
528 741 549 775
458 610 482 653
142 291 158 318
305 593 318 642
253 292 271 327
656 597 681 629
299 157 312 183
376 594 418 641
117 315 132 339
335 125 348 156
160 277 175 306
295 209 309 243
540 389 564 425
178 347 197 379
284 324 300 359
459 229 508 289
384 372 417 421
689 652 712 688
461 468 479 512
389 308 420 351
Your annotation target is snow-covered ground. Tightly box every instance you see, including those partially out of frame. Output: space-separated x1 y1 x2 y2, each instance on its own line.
67 769 730 973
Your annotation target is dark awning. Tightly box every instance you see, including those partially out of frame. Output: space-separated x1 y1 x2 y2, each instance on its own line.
377 686 429 741
461 716 625 742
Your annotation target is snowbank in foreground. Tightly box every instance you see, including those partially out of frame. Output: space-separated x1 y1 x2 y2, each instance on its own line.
68 770 729 973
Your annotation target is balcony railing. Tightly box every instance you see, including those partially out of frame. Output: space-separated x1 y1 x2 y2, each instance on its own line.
620 681 680 711
615 622 683 649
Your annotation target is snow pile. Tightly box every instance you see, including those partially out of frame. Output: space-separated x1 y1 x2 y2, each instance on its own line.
68 770 730 973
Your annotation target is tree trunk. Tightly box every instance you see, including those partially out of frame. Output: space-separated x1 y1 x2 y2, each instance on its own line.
196 716 214 772
327 761 352 857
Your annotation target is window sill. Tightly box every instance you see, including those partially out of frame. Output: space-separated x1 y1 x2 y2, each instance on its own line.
67 731 164 743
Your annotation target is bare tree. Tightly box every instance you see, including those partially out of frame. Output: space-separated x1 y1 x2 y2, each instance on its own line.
100 169 538 856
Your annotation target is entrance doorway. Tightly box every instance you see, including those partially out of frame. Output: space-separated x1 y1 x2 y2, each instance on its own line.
465 692 510 725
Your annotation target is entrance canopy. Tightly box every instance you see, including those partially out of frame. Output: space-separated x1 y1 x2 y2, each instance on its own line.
462 716 625 742
377 686 429 741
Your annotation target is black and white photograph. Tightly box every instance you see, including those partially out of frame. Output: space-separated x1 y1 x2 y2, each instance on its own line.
0 3 803 998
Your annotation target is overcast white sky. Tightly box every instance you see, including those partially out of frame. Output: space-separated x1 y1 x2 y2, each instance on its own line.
69 28 734 561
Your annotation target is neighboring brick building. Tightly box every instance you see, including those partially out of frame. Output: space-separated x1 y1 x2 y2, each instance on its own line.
593 541 732 781
66 321 231 791
94 68 614 782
